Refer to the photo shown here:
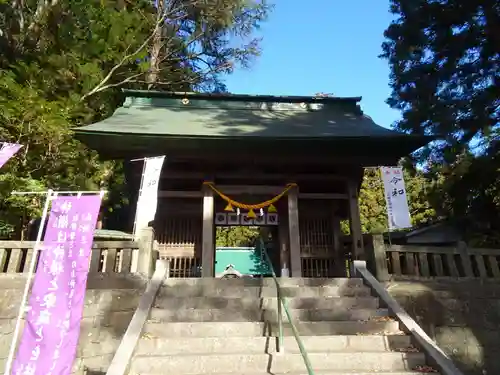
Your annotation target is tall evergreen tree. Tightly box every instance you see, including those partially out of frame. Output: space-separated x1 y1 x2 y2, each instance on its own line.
381 0 499 245
381 0 499 163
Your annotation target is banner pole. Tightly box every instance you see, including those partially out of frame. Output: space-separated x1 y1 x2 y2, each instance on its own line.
4 189 53 375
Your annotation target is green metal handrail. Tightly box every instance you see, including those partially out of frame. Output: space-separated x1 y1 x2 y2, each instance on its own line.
258 237 315 375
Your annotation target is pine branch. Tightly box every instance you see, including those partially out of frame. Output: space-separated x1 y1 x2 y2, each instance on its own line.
81 1 198 100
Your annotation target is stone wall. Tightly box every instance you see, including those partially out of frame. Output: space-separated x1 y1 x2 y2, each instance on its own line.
0 274 147 374
386 278 500 375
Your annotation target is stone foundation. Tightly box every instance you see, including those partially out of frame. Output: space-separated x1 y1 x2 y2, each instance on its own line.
387 278 500 375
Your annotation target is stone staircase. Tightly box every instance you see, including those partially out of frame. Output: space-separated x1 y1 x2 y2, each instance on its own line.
129 277 436 374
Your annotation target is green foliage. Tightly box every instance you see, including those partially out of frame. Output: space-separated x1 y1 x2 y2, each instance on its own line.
357 169 388 234
216 226 260 247
425 143 500 246
0 174 45 238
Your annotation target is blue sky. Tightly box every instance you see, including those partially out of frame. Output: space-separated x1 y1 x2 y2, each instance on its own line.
224 0 399 130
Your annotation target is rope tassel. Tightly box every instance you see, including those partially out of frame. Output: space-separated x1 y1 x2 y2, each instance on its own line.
247 209 257 218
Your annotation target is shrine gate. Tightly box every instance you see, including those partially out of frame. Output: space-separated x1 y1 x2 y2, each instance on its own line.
74 90 428 277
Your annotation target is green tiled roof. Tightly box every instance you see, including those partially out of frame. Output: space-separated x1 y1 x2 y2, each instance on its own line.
76 90 400 139
74 90 431 159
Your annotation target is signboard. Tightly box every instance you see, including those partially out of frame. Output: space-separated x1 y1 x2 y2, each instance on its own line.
380 166 412 230
214 212 279 226
240 213 253 226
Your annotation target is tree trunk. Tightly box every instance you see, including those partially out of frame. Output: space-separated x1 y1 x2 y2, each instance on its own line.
146 1 165 87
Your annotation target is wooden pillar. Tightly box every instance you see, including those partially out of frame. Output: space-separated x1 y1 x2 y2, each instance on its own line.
278 215 290 277
201 185 215 277
288 185 302 277
331 202 343 276
331 202 342 254
347 179 364 260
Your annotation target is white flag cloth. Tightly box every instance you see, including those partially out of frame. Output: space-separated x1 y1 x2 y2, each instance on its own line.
133 156 165 238
380 167 412 230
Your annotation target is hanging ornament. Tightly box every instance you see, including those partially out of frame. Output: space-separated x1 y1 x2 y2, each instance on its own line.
224 202 234 212
247 209 257 218
259 208 264 216
268 204 277 213
236 207 241 216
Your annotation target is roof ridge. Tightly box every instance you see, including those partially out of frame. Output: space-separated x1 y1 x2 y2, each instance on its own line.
121 89 362 104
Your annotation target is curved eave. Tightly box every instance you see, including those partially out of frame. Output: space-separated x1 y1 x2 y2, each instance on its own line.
74 129 432 163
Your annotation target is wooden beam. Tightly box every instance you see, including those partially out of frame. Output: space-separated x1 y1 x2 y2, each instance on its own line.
287 185 302 277
137 171 350 181
162 153 399 166
157 190 348 199
158 191 203 198
347 179 364 260
213 185 286 195
201 185 215 277
299 193 348 200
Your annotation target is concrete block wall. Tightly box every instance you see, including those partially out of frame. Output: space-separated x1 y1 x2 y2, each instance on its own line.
0 274 147 374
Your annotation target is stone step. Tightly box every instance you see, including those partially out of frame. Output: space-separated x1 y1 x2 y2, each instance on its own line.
148 307 390 322
263 308 390 322
135 335 414 355
162 277 365 288
130 352 426 373
153 296 380 310
142 320 402 337
157 285 371 298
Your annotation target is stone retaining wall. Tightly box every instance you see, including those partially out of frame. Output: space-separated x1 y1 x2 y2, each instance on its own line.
0 274 147 374
387 278 500 375
2 274 499 375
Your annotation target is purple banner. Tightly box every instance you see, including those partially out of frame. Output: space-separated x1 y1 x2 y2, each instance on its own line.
12 194 102 375
0 142 22 169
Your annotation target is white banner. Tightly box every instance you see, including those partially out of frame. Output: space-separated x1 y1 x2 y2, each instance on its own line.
133 156 165 238
380 166 412 230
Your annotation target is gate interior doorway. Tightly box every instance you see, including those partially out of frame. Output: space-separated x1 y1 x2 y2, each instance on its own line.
214 222 280 277
213 189 282 278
